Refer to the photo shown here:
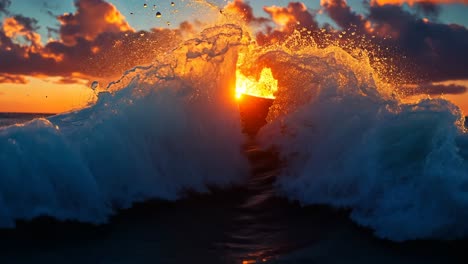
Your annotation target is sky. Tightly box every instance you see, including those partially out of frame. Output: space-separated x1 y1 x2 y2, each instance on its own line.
0 0 468 113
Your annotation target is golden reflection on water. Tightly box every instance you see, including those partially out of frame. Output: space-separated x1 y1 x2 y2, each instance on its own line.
242 257 270 264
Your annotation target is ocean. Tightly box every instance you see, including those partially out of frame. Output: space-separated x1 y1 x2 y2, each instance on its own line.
1 24 468 263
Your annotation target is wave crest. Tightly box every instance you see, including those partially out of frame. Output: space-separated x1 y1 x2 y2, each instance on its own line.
257 42 468 241
0 24 249 227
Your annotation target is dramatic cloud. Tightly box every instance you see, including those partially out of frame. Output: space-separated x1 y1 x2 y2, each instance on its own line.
0 0 186 84
0 27 182 82
321 0 367 32
1 0 467 88
399 83 468 95
0 73 27 84
264 2 317 29
368 4 468 81
224 0 268 24
256 2 319 45
2 15 41 47
319 0 468 83
58 0 133 45
224 0 468 84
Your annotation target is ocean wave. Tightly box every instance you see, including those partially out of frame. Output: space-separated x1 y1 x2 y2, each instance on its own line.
257 43 468 241
0 24 249 227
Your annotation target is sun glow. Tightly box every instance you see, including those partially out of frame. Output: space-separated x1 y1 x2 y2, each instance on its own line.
235 67 278 100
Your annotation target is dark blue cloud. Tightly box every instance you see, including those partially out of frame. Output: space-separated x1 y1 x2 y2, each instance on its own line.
0 0 11 15
321 0 468 83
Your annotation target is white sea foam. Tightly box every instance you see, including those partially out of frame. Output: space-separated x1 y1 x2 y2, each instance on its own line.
2 21 468 241
0 25 249 227
257 44 468 241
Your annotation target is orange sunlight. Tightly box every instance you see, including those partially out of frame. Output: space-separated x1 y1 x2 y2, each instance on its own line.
235 68 278 100
0 77 96 113
430 80 468 116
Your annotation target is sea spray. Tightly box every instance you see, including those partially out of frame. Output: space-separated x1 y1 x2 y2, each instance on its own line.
255 37 468 241
0 24 249 227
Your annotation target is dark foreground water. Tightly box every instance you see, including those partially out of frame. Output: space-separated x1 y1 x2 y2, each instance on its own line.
0 137 467 264
1 115 468 263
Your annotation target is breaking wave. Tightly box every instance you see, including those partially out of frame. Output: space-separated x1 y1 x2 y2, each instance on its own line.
0 24 249 227
1 18 468 242
256 39 468 241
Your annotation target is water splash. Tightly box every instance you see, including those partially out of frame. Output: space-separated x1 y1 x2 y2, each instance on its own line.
250 31 468 241
0 3 467 241
0 24 249 227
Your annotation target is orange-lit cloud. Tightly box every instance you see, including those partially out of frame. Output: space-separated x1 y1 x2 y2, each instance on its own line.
1 0 467 94
256 2 319 45
264 6 295 27
226 0 467 86
264 2 313 28
0 0 189 85
3 17 20 37
58 0 133 45
53 76 88 85
0 73 27 84
225 0 268 24
2 15 41 48
223 1 318 45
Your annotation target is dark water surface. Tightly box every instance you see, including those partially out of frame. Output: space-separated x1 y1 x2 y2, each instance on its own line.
1 114 468 263
0 137 467 264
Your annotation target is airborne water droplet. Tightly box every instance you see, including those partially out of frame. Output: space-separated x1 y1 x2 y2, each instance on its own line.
143 3 147 8
156 12 162 18
171 2 175 6
91 81 99 90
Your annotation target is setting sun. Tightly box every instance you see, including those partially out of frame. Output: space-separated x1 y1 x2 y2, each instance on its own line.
2 0 468 263
235 67 278 100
